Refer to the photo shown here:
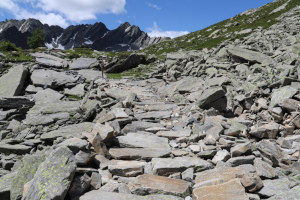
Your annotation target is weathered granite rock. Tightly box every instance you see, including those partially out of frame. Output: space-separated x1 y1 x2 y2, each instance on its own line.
268 186 300 200
129 174 191 197
0 97 34 109
254 158 277 179
109 148 171 160
193 179 248 200
22 147 76 200
156 129 191 139
196 87 226 110
270 86 298 108
25 100 80 126
10 153 46 200
33 89 64 103
79 191 184 200
250 122 280 139
69 58 98 70
227 47 273 64
0 143 32 155
32 52 68 68
117 132 170 149
108 160 146 177
78 69 105 82
0 172 16 200
0 65 28 97
64 84 85 97
41 122 94 141
257 178 297 198
152 157 212 176
31 69 78 89
105 54 146 73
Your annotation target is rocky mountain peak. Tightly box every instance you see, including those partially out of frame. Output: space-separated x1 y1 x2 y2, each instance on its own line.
0 19 168 51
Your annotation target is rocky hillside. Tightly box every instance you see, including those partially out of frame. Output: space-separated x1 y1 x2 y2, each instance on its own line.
0 0 300 200
0 19 168 51
143 0 300 56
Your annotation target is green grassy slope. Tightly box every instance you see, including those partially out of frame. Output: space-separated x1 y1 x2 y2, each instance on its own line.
142 0 300 57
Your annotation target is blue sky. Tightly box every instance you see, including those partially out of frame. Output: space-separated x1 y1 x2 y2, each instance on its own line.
0 0 274 38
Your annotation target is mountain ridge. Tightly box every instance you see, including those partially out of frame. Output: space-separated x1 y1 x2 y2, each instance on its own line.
0 18 169 51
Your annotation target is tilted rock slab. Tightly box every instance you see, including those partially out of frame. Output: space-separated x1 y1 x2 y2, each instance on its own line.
22 146 76 200
0 65 28 97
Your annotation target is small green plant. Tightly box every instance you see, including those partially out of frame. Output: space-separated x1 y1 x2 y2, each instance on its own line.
0 40 19 51
27 28 45 49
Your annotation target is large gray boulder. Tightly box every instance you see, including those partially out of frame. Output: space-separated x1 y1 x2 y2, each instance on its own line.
105 53 146 73
0 65 28 97
196 87 226 111
227 47 274 64
22 147 76 200
77 69 105 82
25 100 80 126
31 69 78 89
11 153 46 200
69 58 98 70
31 52 68 68
270 86 298 109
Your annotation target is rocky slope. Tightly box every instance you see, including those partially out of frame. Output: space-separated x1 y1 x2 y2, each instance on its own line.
0 19 168 51
0 0 300 200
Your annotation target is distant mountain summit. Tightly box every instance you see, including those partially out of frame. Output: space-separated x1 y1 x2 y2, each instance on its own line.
0 19 169 51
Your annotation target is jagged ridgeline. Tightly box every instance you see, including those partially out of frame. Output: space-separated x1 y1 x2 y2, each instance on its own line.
0 20 168 51
0 0 300 200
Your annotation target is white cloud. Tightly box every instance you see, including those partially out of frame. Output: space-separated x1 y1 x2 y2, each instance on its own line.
147 3 161 10
147 22 189 38
37 0 126 22
0 0 127 27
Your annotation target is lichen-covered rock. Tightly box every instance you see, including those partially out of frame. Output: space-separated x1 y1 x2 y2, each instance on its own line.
11 152 46 200
22 146 76 200
0 172 17 200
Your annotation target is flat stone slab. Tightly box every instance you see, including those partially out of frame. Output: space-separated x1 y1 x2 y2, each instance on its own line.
32 52 68 68
69 58 98 70
41 122 94 141
77 69 105 82
135 111 172 120
108 160 146 177
0 143 32 155
109 148 171 160
33 88 64 103
122 121 164 134
227 47 273 64
193 179 248 200
64 84 85 97
144 104 177 111
257 178 297 198
157 129 191 139
152 157 212 176
31 69 78 89
0 65 28 97
194 167 244 187
129 174 191 197
25 100 80 126
79 191 184 200
117 132 170 149
268 186 300 200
